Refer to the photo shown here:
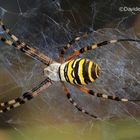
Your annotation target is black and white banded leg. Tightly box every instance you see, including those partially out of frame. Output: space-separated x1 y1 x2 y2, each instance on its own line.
0 78 52 113
59 32 91 62
62 82 98 118
76 85 140 102
65 39 140 61
0 20 53 65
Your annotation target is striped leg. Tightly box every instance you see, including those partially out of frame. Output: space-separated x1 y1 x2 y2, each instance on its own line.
0 78 52 113
76 85 140 102
0 20 54 65
59 32 90 62
65 39 140 61
62 82 98 118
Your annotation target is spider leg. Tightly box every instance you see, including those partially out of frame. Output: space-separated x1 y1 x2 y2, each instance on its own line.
65 39 140 61
62 82 98 118
59 32 90 62
0 20 54 66
75 85 140 102
0 77 52 113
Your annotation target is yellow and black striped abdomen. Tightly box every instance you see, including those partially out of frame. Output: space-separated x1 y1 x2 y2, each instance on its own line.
59 58 100 85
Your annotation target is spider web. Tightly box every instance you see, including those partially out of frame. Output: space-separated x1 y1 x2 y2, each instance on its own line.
0 0 140 140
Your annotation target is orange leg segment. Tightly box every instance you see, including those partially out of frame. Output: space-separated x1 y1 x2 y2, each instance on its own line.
76 85 130 102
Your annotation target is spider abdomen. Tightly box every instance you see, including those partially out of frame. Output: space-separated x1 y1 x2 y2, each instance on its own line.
59 58 100 85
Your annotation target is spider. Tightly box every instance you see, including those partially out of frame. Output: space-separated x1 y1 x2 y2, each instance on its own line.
0 19 140 119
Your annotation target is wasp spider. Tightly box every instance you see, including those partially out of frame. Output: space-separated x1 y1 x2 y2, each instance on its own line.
0 19 140 118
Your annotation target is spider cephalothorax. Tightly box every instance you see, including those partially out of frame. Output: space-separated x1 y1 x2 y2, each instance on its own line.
44 62 61 81
0 19 139 118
